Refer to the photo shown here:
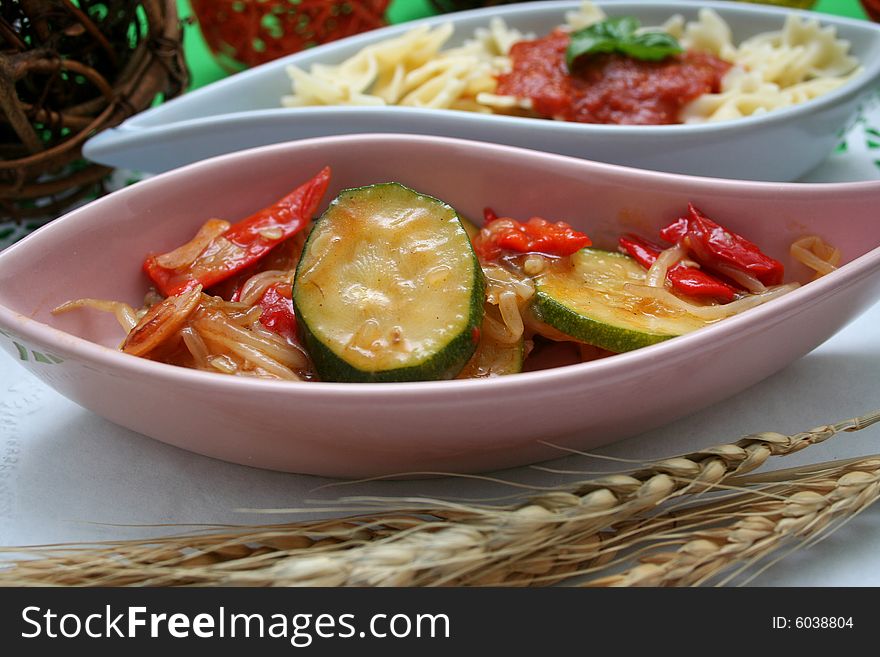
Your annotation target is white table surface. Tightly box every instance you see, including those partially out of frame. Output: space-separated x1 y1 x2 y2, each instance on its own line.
1 297 879 586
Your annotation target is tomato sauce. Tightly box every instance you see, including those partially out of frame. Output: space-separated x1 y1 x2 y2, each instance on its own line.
495 30 731 125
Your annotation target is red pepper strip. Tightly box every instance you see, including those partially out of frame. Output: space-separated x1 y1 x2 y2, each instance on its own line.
658 216 688 244
256 283 297 342
483 207 498 224
473 215 591 261
216 238 305 303
619 234 736 302
144 167 331 297
498 217 591 255
659 204 784 286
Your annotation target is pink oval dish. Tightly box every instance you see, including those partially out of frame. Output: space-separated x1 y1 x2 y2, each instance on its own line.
2 135 880 477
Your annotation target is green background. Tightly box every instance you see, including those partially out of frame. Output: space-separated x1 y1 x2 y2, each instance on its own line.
176 0 870 90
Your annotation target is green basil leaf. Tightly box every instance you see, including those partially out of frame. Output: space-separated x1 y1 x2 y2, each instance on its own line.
601 16 640 40
566 17 682 68
567 34 621 58
619 31 683 61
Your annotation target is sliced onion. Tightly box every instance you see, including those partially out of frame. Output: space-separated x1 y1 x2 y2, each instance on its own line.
122 287 204 357
228 306 264 327
52 298 139 332
154 219 230 269
207 354 239 375
646 244 686 288
193 310 306 371
712 262 766 294
180 327 210 369
482 263 534 302
249 322 311 366
197 322 300 380
791 236 840 277
522 254 546 276
258 227 284 241
624 283 799 320
346 318 382 354
482 312 521 345
498 290 524 342
237 270 291 306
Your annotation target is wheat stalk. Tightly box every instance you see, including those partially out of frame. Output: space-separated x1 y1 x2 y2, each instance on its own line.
584 458 880 586
0 411 877 587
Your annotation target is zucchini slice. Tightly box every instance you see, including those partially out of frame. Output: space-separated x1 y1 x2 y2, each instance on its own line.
459 215 481 241
293 183 484 382
531 248 715 353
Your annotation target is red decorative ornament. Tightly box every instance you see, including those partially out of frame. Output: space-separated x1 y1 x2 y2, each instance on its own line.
190 0 391 71
860 0 880 22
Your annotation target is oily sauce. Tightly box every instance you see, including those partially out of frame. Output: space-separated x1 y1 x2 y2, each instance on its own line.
495 30 731 125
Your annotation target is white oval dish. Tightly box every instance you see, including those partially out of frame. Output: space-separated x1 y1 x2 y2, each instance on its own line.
4 134 880 477
83 1 880 181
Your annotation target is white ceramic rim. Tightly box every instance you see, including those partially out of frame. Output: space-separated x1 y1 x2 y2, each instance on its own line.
121 0 880 138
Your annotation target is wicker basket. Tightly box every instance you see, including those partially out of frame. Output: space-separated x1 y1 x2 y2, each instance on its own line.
0 0 189 222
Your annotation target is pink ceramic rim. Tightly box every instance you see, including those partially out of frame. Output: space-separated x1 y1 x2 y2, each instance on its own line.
2 133 879 400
